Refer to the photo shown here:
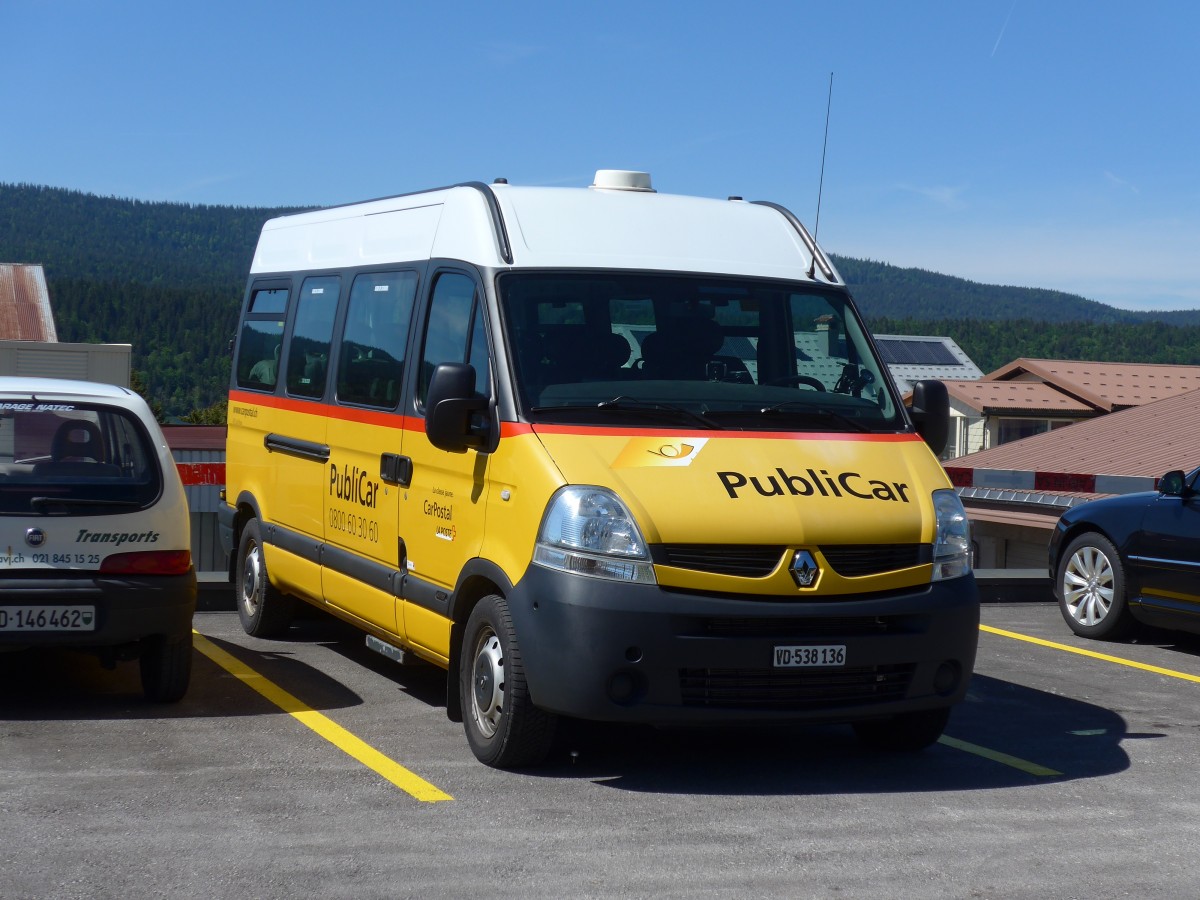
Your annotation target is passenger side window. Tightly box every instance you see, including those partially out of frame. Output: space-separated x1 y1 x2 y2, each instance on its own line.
418 272 491 406
235 286 289 390
336 271 418 409
286 275 340 399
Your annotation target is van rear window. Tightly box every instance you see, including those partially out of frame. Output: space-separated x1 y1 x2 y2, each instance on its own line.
0 404 162 515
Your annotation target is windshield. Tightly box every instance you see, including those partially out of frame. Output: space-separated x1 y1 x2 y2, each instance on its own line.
0 402 162 515
498 272 904 432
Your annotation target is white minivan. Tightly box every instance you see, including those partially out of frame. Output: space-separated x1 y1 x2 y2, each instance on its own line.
0 378 196 701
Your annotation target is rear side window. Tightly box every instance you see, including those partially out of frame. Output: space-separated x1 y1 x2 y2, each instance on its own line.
0 403 162 515
287 276 341 399
235 285 289 390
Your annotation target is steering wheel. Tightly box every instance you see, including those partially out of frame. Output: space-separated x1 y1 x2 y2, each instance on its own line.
767 375 826 391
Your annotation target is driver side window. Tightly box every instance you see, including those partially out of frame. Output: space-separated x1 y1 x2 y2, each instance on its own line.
418 272 491 407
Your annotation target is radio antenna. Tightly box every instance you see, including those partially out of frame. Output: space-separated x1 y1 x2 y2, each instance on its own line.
814 72 833 238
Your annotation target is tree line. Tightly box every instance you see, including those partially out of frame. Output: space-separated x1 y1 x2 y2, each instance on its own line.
3 182 1198 419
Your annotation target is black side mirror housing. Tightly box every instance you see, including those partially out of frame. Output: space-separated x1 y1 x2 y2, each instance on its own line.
1159 470 1188 497
910 380 950 456
425 362 492 452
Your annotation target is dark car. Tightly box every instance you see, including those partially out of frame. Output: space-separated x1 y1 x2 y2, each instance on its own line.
1049 468 1200 640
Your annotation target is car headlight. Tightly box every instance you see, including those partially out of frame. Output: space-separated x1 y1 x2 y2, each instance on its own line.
533 486 656 584
931 489 971 581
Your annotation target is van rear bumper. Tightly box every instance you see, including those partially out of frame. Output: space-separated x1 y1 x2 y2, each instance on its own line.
0 572 197 650
507 566 979 725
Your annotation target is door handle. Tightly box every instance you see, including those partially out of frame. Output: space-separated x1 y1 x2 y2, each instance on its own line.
380 453 412 487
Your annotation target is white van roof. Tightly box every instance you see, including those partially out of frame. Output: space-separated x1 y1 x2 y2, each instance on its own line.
249 171 842 285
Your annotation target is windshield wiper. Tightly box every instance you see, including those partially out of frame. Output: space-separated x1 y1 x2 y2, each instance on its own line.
530 396 723 430
755 402 870 433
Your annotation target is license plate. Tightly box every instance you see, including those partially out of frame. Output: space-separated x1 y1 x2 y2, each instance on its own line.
0 606 96 632
774 644 846 668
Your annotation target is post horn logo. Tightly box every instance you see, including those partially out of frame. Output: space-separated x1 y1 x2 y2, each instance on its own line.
613 437 708 468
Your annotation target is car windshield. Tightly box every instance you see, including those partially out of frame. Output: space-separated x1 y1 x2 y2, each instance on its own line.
497 272 903 432
0 401 162 515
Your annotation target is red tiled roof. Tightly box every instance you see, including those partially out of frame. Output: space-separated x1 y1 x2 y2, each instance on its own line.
948 387 1200 481
987 358 1200 410
944 379 1095 414
162 425 226 451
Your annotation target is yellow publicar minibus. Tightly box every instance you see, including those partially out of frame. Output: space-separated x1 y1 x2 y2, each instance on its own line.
220 170 979 767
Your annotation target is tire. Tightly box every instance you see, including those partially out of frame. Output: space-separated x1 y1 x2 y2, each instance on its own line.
140 632 192 703
460 594 556 768
236 519 295 638
1057 532 1133 640
853 707 950 752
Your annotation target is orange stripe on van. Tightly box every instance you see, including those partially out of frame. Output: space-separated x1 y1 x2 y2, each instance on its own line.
227 391 923 443
529 423 924 442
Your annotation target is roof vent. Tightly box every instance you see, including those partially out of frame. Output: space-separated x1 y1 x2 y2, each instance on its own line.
590 170 655 193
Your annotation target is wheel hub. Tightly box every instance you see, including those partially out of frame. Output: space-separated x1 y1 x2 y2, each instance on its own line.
469 633 505 738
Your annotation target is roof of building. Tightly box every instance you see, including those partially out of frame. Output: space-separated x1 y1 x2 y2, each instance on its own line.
986 358 1200 411
947 387 1200 508
944 379 1096 415
0 264 56 342
874 334 983 394
161 425 226 451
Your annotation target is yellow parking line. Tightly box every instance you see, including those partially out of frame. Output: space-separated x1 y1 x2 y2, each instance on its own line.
981 624 1200 684
192 630 453 803
937 735 1062 777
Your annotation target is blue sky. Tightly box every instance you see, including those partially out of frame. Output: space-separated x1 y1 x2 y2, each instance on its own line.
3 1 1198 311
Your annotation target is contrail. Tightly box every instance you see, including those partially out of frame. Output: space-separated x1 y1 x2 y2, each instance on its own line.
992 0 1017 57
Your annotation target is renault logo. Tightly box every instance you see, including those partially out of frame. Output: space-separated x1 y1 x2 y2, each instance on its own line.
790 550 819 588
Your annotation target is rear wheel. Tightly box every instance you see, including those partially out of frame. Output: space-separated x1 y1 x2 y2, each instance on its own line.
140 632 192 703
853 707 950 752
236 519 295 637
1057 532 1132 640
460 594 556 768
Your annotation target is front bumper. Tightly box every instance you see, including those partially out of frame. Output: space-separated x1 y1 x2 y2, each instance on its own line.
507 565 979 725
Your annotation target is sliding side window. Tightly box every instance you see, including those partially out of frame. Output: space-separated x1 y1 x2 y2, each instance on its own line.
336 271 418 409
286 275 341 399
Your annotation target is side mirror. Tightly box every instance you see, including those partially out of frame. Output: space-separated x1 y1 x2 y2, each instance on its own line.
1159 470 1188 497
425 362 491 452
910 380 950 455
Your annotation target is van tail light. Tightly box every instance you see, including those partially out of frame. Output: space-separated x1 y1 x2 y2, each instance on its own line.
99 550 193 575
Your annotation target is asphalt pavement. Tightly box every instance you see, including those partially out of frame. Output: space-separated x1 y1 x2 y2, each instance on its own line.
3 597 1200 899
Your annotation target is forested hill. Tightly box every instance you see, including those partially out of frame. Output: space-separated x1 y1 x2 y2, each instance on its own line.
0 183 308 287
834 257 1151 324
1 182 1197 417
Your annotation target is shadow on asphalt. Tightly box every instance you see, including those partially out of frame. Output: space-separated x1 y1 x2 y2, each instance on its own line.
523 673 1131 794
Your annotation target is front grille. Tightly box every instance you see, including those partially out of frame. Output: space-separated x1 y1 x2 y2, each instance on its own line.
679 664 915 710
653 544 785 577
820 544 930 578
652 544 931 580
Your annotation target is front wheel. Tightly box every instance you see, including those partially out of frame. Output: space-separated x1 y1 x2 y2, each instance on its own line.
460 594 556 768
853 707 950 752
1057 532 1132 640
236 518 295 638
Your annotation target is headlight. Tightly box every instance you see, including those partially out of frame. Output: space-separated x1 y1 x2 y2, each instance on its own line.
533 486 656 584
931 489 971 581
